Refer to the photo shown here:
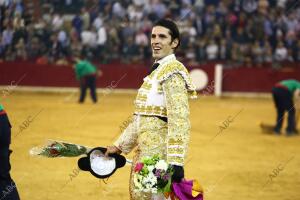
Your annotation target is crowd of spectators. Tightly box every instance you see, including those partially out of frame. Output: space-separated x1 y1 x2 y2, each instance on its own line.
0 0 299 68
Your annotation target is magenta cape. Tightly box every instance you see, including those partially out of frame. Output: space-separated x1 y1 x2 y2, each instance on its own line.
172 180 203 200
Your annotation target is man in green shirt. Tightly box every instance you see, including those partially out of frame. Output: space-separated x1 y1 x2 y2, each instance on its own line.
272 79 300 135
73 57 99 103
0 104 20 199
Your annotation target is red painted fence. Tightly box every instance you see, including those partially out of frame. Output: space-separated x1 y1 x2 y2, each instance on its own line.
0 61 299 93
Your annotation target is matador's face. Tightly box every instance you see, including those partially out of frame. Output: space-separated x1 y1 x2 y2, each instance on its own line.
151 26 178 61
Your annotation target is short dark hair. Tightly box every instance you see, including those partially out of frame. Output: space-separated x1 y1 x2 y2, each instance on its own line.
154 19 180 49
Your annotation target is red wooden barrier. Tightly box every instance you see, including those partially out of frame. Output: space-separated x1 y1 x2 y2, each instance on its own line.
0 61 299 92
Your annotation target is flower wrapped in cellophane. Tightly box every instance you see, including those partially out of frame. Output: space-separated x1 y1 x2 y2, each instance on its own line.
133 155 204 200
30 140 90 158
133 155 173 196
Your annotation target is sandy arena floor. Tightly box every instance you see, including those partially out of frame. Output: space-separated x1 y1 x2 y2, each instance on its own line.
1 91 300 200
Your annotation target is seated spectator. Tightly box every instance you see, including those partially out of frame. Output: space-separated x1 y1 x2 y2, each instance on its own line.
0 34 6 61
70 38 83 58
185 42 197 65
12 12 24 31
120 18 135 43
234 27 247 44
72 14 83 35
274 41 288 62
81 27 97 50
292 40 300 62
242 0 257 13
106 24 120 62
219 38 230 60
69 27 80 42
81 7 90 31
52 13 64 31
96 24 107 62
4 46 15 61
57 28 69 48
48 33 64 63
206 39 218 60
1 0 299 66
231 42 244 66
27 36 41 59
93 13 103 31
55 54 69 65
135 28 148 47
121 37 140 64
195 38 206 63
150 0 167 19
263 42 273 64
14 38 27 60
112 1 126 19
127 4 144 21
2 25 14 48
285 12 298 33
251 41 264 66
258 0 269 15
36 53 49 65
134 28 148 60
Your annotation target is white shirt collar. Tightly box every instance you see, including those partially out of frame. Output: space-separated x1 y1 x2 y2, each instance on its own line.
156 54 176 66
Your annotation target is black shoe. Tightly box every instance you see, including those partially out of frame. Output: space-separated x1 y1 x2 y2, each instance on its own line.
273 130 281 135
286 130 299 136
273 128 281 135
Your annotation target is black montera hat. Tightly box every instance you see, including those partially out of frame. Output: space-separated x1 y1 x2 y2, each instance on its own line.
78 147 126 179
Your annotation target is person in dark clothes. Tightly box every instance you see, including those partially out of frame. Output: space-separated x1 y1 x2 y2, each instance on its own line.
72 57 100 103
272 79 300 135
0 104 20 200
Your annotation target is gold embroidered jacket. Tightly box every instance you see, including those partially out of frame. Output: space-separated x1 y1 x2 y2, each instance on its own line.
114 54 196 166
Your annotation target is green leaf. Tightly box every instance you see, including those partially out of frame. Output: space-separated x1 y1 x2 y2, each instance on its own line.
162 178 172 193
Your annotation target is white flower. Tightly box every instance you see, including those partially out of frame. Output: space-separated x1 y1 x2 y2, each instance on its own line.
142 173 157 189
133 174 143 189
144 188 150 193
147 165 155 172
155 160 168 171
151 188 158 193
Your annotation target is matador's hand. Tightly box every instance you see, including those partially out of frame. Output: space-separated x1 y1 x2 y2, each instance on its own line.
171 165 184 183
105 145 122 157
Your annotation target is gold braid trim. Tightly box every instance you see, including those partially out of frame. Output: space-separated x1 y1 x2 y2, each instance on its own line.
168 147 185 155
134 104 167 117
157 61 197 99
167 156 185 166
140 82 151 90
